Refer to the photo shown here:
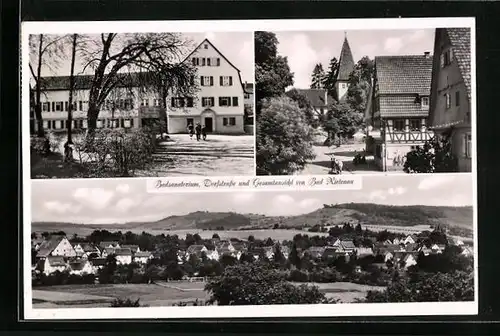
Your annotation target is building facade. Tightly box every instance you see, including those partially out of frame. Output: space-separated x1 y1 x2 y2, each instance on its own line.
167 39 246 134
428 28 472 172
31 39 248 135
366 54 434 171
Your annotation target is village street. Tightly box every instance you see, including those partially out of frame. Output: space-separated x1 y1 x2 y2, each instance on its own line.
136 134 255 177
298 143 392 175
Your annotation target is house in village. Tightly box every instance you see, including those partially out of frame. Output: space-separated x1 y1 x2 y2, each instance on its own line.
37 256 68 275
36 235 77 260
99 241 121 249
31 238 45 251
114 248 133 265
287 89 334 121
101 247 116 259
69 259 93 275
354 247 374 258
428 28 472 172
243 82 254 133
133 251 153 264
186 245 209 259
82 243 101 259
403 235 417 245
401 253 418 269
121 245 141 253
305 246 326 259
90 258 107 273
365 53 434 171
31 39 249 135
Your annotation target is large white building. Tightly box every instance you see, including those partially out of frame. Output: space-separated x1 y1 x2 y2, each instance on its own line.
30 38 249 135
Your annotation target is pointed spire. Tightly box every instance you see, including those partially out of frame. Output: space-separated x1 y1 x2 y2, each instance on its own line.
337 34 355 81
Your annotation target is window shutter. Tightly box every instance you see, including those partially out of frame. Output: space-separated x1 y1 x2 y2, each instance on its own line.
202 98 206 107
210 76 214 86
171 97 175 107
192 58 196 65
440 54 445 68
229 76 233 86
217 58 220 66
220 76 223 86
232 97 238 106
207 58 211 66
211 97 214 107
201 76 204 86
218 97 222 106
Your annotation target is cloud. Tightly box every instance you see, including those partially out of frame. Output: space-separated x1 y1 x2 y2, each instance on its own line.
116 184 130 194
205 32 216 41
73 187 115 210
298 198 321 210
408 30 426 42
384 37 403 53
233 192 256 204
369 190 386 201
43 201 81 214
115 198 136 212
418 175 456 191
388 187 406 196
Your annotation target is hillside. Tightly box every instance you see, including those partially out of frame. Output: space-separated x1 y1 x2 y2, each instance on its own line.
32 203 473 236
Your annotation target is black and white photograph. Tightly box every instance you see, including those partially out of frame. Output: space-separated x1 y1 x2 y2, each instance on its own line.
26 173 475 318
255 27 473 175
27 31 255 178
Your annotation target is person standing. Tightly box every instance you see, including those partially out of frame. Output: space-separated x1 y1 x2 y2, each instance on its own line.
187 122 194 140
195 122 202 141
202 124 207 141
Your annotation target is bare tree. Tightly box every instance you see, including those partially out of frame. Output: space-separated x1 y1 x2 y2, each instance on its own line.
29 34 67 137
67 34 78 144
78 33 197 136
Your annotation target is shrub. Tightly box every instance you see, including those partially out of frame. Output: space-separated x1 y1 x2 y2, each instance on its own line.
110 298 142 307
256 96 316 175
353 153 367 165
30 136 50 156
205 263 329 305
288 269 309 282
404 133 458 173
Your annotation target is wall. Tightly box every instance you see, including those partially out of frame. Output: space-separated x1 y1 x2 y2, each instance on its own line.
430 30 471 129
51 238 77 257
336 81 349 101
451 126 472 172
373 141 427 171
168 41 244 120
244 124 254 135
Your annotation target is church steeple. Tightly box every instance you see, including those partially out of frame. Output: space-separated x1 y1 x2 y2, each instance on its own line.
336 34 355 101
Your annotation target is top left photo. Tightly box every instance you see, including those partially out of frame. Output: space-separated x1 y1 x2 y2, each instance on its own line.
25 28 255 179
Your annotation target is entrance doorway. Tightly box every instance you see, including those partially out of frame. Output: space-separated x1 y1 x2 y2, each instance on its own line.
204 117 213 132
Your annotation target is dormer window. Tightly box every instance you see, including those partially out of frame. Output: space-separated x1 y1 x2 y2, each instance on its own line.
421 96 429 108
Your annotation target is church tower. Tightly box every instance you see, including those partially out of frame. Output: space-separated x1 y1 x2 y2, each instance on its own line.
335 33 355 101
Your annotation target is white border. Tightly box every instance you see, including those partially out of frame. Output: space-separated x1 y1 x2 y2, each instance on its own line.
22 17 477 320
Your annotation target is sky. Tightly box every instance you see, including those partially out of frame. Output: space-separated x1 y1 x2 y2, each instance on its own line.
275 29 435 89
31 174 473 224
36 32 253 84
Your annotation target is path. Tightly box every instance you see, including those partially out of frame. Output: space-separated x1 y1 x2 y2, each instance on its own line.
137 134 255 177
298 143 393 175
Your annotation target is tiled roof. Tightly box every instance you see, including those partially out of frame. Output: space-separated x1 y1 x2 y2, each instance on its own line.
445 28 471 100
115 248 132 256
122 244 139 251
134 251 152 258
338 37 355 81
99 241 120 248
47 256 66 267
379 95 430 118
340 240 355 249
375 55 433 95
291 89 333 108
69 261 88 271
91 258 107 266
187 245 206 254
36 235 66 258
39 72 156 91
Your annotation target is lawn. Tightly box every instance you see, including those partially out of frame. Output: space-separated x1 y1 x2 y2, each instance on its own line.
33 283 209 308
291 281 386 303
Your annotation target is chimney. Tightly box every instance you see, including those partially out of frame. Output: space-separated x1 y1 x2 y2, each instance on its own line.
424 51 431 58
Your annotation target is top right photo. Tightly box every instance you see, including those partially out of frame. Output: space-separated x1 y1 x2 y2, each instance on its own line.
255 26 473 176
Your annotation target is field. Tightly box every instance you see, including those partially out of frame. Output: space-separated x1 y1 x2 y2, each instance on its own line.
33 282 209 308
32 280 383 308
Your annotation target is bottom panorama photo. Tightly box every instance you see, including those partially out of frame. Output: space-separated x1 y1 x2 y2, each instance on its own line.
27 173 475 313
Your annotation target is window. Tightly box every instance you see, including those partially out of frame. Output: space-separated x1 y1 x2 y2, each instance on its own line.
201 76 213 86
202 97 214 107
464 133 472 158
42 102 50 112
59 120 65 129
409 119 421 131
202 58 206 66
204 44 208 49
216 58 220 66
171 97 185 108
189 75 195 85
186 97 194 108
223 117 236 126
455 91 460 107
393 119 405 131
445 93 451 109
64 101 69 111
153 99 160 107
232 97 239 106
341 83 346 89
79 101 83 111
421 96 429 107
440 48 453 68
55 102 63 111
244 93 250 99
43 120 49 129
219 96 231 107
141 98 149 106
186 118 194 127
192 57 200 66
220 76 233 86
207 58 211 66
